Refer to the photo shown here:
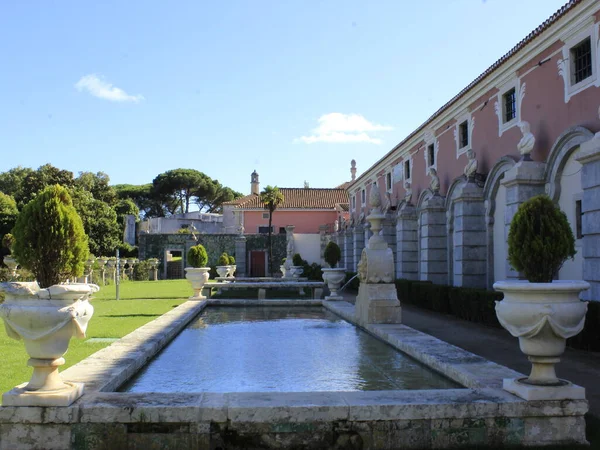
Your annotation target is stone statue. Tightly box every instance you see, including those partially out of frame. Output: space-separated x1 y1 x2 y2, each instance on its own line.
429 168 440 195
383 191 392 213
333 219 339 233
358 211 365 225
463 149 478 181
517 121 535 160
403 181 413 205
237 224 245 235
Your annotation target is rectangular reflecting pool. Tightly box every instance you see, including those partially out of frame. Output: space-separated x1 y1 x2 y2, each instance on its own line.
122 306 458 392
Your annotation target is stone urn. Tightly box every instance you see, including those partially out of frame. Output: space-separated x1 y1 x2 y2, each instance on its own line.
322 268 346 300
228 265 237 277
185 267 211 300
0 282 98 406
216 266 229 278
291 266 304 279
2 256 19 279
494 280 589 386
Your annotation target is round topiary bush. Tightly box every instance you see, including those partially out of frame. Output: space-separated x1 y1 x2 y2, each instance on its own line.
218 252 229 266
187 244 208 268
324 241 341 268
507 195 575 283
2 233 14 253
292 253 303 266
12 184 89 288
228 254 236 265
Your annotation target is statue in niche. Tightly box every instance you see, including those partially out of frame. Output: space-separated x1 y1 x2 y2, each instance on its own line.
383 191 393 213
237 224 245 235
403 181 413 205
463 149 478 181
517 121 535 160
358 211 365 225
429 168 441 195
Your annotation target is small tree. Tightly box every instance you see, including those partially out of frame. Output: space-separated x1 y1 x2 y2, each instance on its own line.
292 253 303 266
187 244 208 268
218 252 230 266
12 185 89 288
228 255 236 265
507 195 576 283
260 186 284 276
324 241 341 268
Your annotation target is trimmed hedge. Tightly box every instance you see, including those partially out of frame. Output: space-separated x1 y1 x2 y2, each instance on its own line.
395 278 600 352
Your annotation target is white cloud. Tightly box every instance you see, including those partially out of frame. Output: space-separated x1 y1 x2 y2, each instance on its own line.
75 74 144 103
296 113 392 144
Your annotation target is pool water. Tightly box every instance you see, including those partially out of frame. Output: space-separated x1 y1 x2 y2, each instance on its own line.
122 306 459 393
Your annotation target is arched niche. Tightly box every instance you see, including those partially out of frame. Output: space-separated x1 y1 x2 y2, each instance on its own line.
444 176 469 286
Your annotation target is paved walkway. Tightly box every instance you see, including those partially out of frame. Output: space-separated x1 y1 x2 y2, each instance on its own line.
341 291 600 416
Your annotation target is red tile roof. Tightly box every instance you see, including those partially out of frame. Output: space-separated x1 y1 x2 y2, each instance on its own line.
223 188 349 210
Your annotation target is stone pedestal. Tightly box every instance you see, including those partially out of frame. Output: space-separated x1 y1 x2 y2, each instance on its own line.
419 195 448 284
235 236 247 277
577 137 600 301
353 225 365 272
396 204 418 280
452 181 487 288
344 230 354 273
355 283 402 324
501 160 546 279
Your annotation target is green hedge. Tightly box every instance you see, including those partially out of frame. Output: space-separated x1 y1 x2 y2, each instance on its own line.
395 278 600 351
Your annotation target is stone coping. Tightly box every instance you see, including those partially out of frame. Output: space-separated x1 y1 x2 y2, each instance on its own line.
215 277 308 282
210 281 325 288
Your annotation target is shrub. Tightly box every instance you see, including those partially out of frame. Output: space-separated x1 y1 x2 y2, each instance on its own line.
508 195 575 282
324 241 341 268
12 185 89 288
292 253 303 266
2 233 14 252
228 255 236 265
117 242 138 258
187 244 208 268
218 252 229 266
132 259 153 281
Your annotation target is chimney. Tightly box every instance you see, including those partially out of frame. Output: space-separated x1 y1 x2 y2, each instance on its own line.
350 159 357 181
251 170 260 195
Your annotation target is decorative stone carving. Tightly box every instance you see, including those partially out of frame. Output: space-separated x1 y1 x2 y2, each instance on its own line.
429 168 440 195
383 192 393 213
333 219 339 233
463 149 478 181
517 121 535 160
283 225 295 278
403 181 413 205
184 267 210 300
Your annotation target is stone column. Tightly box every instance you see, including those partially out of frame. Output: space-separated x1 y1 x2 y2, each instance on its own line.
396 204 418 280
452 181 487 288
382 213 397 254
501 160 546 279
344 230 353 271
419 195 448 284
577 137 600 301
353 225 365 272
235 236 247 277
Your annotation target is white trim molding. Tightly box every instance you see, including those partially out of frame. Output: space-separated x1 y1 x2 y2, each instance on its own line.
423 129 439 174
557 20 599 103
494 78 526 137
454 110 475 159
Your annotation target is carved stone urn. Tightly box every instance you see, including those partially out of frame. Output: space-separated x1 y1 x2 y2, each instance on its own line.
494 281 589 394
227 265 236 277
216 266 230 278
321 268 346 300
0 282 97 406
3 256 19 279
184 267 211 299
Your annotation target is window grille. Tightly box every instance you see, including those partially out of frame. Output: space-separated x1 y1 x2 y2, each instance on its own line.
503 88 516 122
459 121 469 148
571 37 592 85
404 160 410 180
428 144 435 166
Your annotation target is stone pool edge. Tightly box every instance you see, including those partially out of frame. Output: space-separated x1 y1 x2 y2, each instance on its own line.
0 299 589 449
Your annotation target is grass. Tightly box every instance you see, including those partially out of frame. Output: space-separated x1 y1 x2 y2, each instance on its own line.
0 279 190 401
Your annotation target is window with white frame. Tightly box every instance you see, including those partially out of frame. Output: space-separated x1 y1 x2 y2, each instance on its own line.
495 78 523 137
427 144 435 167
557 22 599 103
423 130 438 173
404 160 410 181
361 189 366 206
385 172 392 192
351 195 356 211
454 111 473 158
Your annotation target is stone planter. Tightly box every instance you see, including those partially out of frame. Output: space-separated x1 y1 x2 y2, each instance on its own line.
216 266 229 278
185 267 211 300
291 266 304 279
322 268 346 300
494 280 589 398
0 282 97 406
227 265 236 278
3 256 18 279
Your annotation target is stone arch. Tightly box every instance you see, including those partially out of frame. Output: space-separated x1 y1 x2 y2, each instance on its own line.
482 156 517 289
445 176 469 285
545 126 593 282
415 189 433 280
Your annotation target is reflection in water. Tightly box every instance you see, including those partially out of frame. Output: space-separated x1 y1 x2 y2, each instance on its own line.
123 306 459 393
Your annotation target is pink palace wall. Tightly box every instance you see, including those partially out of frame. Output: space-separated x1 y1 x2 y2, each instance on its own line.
242 210 339 234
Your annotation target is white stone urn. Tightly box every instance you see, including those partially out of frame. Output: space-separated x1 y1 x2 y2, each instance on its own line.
322 268 346 300
184 267 211 299
228 265 236 277
291 266 304 278
494 280 589 386
3 256 19 279
0 282 98 406
216 266 229 278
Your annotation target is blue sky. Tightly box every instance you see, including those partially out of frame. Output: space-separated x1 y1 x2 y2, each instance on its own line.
0 0 568 195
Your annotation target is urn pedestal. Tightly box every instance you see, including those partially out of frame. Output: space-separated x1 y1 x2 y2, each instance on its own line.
494 280 589 400
0 282 97 406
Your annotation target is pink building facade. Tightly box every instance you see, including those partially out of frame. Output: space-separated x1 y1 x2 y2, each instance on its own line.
339 0 600 300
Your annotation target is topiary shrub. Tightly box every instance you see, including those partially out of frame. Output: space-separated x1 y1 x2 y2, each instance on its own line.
218 252 230 266
228 255 236 265
324 241 341 268
2 233 14 253
187 244 208 268
507 195 576 283
12 185 89 288
292 253 303 266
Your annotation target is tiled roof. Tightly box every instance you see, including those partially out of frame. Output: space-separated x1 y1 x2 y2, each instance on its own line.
336 203 350 212
351 0 584 187
223 188 349 210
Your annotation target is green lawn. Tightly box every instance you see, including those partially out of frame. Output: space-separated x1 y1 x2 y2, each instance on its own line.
0 279 191 400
